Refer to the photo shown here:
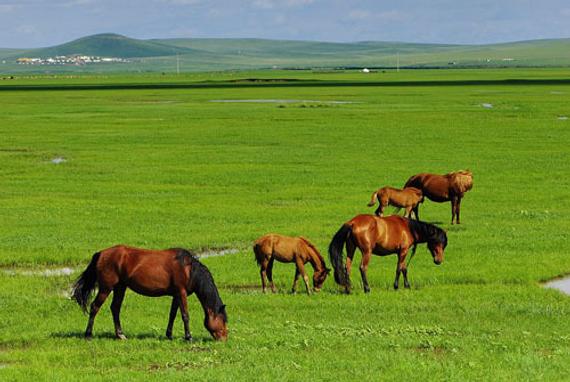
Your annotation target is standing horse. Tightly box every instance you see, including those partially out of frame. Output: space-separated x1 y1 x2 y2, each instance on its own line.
367 186 423 218
253 234 330 295
329 215 447 293
72 246 228 341
404 170 473 224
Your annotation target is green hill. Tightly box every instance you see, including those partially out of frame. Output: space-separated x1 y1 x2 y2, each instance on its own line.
2 34 570 73
7 33 198 59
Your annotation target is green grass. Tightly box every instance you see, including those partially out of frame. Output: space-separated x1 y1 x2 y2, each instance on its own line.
0 69 569 380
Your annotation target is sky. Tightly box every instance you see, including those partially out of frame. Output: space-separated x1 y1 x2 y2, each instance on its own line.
1 0 570 48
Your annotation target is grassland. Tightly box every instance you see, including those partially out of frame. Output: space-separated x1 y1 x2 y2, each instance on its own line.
0 69 569 381
2 34 570 73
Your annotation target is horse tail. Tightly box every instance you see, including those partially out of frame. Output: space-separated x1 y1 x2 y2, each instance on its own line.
253 241 266 266
328 224 352 288
72 252 101 313
367 191 378 207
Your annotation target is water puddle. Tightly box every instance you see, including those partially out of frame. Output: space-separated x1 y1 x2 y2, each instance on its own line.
210 99 357 104
51 157 67 164
544 276 570 295
196 248 240 259
3 267 75 277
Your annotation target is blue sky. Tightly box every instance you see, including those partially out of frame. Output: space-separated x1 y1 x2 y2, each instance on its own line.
1 0 570 48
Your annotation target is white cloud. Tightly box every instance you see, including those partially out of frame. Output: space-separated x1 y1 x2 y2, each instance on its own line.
251 0 314 9
158 0 202 4
0 4 16 13
60 0 95 7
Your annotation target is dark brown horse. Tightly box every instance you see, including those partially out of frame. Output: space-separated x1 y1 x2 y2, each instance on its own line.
254 234 330 295
72 246 228 341
404 170 473 224
329 215 447 293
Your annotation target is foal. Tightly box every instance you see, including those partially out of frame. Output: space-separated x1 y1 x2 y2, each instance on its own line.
72 246 228 341
253 234 330 295
367 186 423 218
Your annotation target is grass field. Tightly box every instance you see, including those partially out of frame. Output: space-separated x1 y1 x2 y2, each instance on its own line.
1 69 569 380
3 34 570 73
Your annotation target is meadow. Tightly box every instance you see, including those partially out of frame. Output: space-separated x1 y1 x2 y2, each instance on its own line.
0 69 569 380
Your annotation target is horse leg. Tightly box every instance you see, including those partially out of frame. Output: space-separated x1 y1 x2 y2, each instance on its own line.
177 290 192 341
165 297 179 340
295 259 312 295
412 205 420 220
291 268 300 294
455 197 461 224
394 251 408 290
451 196 459 224
110 285 127 340
85 288 111 339
259 260 269 293
359 250 372 293
267 257 276 293
374 204 383 216
404 206 412 218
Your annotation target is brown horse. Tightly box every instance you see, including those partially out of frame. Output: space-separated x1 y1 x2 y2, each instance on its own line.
72 246 228 341
329 215 447 293
254 234 330 295
404 170 473 224
367 186 423 218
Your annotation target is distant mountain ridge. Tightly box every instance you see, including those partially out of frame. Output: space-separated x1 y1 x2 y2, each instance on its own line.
2 33 570 72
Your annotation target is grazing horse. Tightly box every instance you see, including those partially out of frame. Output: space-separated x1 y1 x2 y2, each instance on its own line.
72 246 228 341
404 170 473 224
254 234 330 295
329 215 447 293
367 186 423 218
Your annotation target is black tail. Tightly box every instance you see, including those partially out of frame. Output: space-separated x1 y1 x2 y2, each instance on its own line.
328 224 352 288
72 252 101 313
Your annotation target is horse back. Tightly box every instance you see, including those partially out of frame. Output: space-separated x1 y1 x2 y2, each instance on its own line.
405 173 450 202
97 245 187 296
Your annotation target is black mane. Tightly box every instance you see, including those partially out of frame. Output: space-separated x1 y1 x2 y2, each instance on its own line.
172 248 227 323
407 219 447 247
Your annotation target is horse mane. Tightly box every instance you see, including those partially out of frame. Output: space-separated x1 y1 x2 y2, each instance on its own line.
407 220 447 247
445 170 473 194
173 248 227 323
299 237 327 269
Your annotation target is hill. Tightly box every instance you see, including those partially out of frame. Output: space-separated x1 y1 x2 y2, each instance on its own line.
1 34 570 72
6 33 198 59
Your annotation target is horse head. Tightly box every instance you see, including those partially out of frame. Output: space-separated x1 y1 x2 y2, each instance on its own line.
427 226 447 265
205 304 228 341
313 267 331 292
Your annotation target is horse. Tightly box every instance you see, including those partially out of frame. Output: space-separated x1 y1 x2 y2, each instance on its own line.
367 186 423 218
72 245 228 341
253 234 331 295
404 170 473 224
328 214 447 294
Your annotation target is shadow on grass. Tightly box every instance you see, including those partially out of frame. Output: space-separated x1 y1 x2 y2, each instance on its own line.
3 78 570 92
50 331 215 342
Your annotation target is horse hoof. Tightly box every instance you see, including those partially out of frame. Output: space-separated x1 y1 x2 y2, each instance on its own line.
116 334 127 340
184 336 193 342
